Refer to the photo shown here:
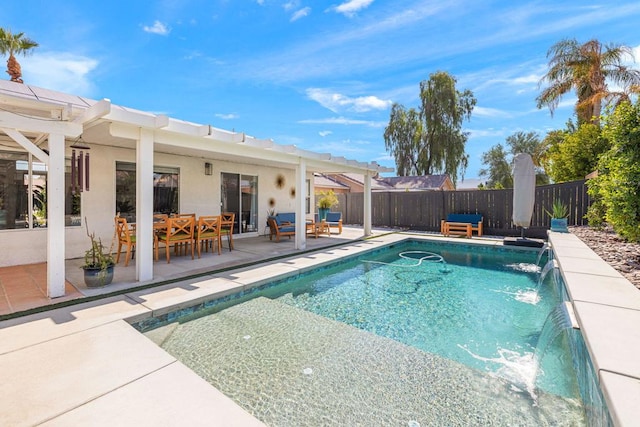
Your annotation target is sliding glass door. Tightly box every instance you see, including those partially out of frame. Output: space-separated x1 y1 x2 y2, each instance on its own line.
221 172 258 234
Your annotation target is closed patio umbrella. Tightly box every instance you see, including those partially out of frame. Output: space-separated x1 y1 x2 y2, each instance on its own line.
512 153 535 238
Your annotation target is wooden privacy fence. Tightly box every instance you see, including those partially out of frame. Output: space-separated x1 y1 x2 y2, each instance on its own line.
336 180 590 238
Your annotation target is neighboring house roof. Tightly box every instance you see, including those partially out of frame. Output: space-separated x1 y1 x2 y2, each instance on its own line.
327 173 392 191
319 173 453 192
313 173 350 190
377 174 453 191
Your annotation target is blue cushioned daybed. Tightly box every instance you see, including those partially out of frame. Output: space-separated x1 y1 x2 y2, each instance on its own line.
440 213 483 238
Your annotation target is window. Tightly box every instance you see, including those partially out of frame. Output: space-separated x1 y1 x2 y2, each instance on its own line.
115 162 179 223
0 151 80 230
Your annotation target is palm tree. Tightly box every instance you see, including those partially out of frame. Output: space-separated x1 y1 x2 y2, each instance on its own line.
0 28 38 83
536 39 640 124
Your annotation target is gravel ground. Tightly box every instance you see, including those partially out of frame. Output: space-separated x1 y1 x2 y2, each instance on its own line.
569 226 640 290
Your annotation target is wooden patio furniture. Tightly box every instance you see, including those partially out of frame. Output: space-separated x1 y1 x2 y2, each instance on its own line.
196 215 222 257
115 216 136 267
325 212 343 234
220 212 235 251
441 213 483 238
267 216 295 242
155 216 195 263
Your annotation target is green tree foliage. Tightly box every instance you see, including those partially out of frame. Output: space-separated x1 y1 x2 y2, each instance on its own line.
0 28 38 83
384 71 476 186
544 123 610 182
536 39 640 125
479 131 549 188
479 144 512 189
587 101 640 241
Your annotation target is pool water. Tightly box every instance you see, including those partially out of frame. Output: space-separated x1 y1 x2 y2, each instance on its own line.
143 241 587 426
274 242 576 398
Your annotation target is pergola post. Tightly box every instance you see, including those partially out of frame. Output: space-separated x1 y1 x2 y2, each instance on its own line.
136 128 154 281
364 172 372 236
295 158 307 250
47 133 66 297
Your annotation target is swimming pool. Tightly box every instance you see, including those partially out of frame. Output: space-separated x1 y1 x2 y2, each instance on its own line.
139 240 592 425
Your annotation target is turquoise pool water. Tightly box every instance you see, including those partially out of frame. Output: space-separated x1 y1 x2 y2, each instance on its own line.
273 242 576 398
141 240 586 426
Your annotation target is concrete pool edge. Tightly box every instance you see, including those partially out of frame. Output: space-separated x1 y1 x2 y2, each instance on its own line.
0 232 634 425
549 231 640 427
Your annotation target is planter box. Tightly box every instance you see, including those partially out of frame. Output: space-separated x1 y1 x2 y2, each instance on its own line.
550 218 568 233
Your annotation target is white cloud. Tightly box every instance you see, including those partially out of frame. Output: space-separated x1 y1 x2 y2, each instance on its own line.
306 88 391 113
291 7 311 22
143 20 170 35
22 52 98 96
215 113 239 120
256 0 265 5
283 1 299 11
319 130 332 137
473 106 513 119
621 44 640 67
466 128 509 138
331 0 375 17
311 140 369 154
299 116 386 127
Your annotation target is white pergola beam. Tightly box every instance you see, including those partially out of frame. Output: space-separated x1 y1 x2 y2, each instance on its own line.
1 127 50 164
109 122 392 175
73 99 111 125
155 114 169 129
0 112 82 135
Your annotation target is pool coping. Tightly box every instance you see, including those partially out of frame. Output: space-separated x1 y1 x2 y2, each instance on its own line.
0 232 637 425
549 231 640 427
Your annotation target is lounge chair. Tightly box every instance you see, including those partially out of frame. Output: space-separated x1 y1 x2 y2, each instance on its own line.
325 212 342 234
267 216 295 242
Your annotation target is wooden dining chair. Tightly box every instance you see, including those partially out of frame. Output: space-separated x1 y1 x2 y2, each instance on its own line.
155 216 195 263
196 215 222 258
152 214 168 259
170 213 196 254
153 213 169 222
115 216 136 267
220 212 235 251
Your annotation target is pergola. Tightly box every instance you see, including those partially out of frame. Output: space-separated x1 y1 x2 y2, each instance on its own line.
0 81 392 298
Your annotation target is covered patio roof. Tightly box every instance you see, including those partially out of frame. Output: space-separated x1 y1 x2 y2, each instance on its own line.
0 80 391 175
0 80 392 299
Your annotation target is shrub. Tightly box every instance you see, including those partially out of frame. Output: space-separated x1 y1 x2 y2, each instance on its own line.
591 101 640 241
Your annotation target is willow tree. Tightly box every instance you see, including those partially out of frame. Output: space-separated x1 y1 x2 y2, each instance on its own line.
384 71 476 185
536 39 640 124
0 28 38 83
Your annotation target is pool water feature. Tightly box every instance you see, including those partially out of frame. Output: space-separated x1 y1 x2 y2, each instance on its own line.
141 240 589 425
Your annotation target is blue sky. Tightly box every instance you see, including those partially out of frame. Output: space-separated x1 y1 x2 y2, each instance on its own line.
4 1 640 187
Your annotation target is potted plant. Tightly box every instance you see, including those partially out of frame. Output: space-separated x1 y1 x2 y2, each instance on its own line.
316 190 339 221
81 218 116 287
545 199 569 233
